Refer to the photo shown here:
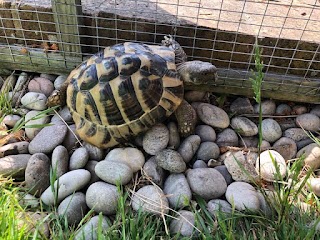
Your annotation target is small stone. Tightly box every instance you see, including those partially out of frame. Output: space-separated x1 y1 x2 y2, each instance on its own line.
0 154 31 178
74 215 110 240
164 173 192 208
254 100 276 115
272 137 297 160
8 91 21 107
196 103 230 129
41 169 91 205
19 193 40 209
231 116 258 136
83 142 104 161
58 192 88 226
184 90 208 102
2 114 21 127
214 165 233 185
95 160 133 185
51 106 73 123
195 125 216 142
284 128 309 142
25 110 50 140
28 77 54 97
292 105 308 115
104 147 145 172
224 150 259 183
143 123 169 155
21 92 47 110
54 75 67 90
308 178 320 197
167 122 180 149
207 199 232 218
155 149 186 173
143 156 165 187
40 73 57 82
256 150 287 181
196 142 220 162
84 161 100 185
216 128 239 147
257 191 272 216
225 182 260 211
261 118 282 142
177 135 201 163
63 124 79 151
13 72 28 92
69 147 89 170
230 97 253 114
279 118 297 131
296 143 320 169
131 185 169 215
18 212 50 238
239 136 258 148
193 160 208 169
261 140 271 151
275 103 292 116
28 124 68 154
296 113 320 131
0 141 29 157
170 210 196 237
25 153 51 196
186 168 227 200
51 145 69 178
310 105 320 117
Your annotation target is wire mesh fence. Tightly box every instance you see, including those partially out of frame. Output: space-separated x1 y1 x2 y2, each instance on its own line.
0 0 320 102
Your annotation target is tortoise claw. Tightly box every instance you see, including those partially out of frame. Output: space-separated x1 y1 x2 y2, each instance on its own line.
46 90 62 107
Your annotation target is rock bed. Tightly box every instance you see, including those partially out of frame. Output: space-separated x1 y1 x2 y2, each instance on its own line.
1 72 320 238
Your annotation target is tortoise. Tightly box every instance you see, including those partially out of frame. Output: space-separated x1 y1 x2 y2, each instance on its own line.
47 36 217 148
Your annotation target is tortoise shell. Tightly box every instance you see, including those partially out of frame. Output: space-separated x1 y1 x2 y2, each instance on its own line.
66 42 184 148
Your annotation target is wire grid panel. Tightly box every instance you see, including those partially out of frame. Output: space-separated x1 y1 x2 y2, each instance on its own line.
0 0 320 101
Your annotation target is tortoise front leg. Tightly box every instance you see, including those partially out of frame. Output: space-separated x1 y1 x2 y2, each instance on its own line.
174 99 197 137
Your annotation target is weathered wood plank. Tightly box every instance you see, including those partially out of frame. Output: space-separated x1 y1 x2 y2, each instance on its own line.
51 0 82 55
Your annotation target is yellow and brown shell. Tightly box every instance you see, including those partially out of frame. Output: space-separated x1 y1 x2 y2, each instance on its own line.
66 42 184 148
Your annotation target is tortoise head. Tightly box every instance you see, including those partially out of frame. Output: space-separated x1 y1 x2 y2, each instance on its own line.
177 60 218 84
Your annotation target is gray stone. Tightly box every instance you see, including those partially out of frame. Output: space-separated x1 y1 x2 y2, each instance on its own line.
13 72 28 92
164 173 192 208
177 135 201 163
143 156 165 187
196 103 230 129
256 150 287 181
143 123 169 155
19 193 40 209
261 118 282 142
230 97 254 114
196 142 220 162
214 165 233 185
155 149 186 173
28 77 54 97
86 181 119 215
257 191 272 216
63 124 79 151
84 161 100 185
0 141 29 157
170 210 196 237
254 100 276 115
8 91 21 107
273 137 297 160
2 114 21 127
297 143 320 169
284 128 309 142
239 136 258 148
84 142 104 161
310 105 320 117
51 145 69 178
69 147 89 170
40 73 57 82
54 75 67 90
224 150 259 183
186 168 227 200
230 116 258 136
25 110 50 140
193 160 208 169
0 154 31 178
184 90 208 102
25 153 51 197
104 147 145 172
308 178 320 197
225 182 260 211
167 122 180 149
41 169 91 205
21 92 47 110
207 199 232 218
58 192 88 226
195 125 216 142
28 124 68 154
216 128 239 147
292 105 308 115
261 140 271 151
74 215 110 240
95 160 133 185
275 103 292 116
51 106 73 123
296 113 320 131
279 118 297 131
131 185 169 215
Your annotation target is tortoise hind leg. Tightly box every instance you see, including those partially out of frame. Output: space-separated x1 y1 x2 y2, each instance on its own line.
174 99 197 137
